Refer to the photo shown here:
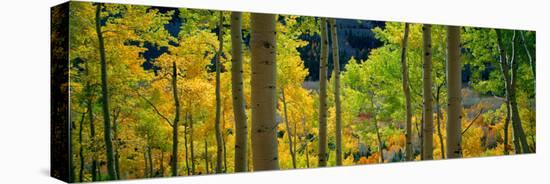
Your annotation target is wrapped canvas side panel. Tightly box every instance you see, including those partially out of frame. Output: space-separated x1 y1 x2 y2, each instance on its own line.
51 2 71 183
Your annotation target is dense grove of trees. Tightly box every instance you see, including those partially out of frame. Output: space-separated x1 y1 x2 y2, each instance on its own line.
66 2 535 182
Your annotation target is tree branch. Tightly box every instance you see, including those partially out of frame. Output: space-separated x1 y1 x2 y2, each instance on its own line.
461 108 484 135
136 91 174 127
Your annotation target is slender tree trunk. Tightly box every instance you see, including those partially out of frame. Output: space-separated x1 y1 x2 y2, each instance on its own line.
112 110 121 180
95 3 116 179
204 138 209 174
210 162 214 174
144 148 149 178
190 113 195 174
222 109 228 172
250 13 279 171
495 29 530 154
85 61 98 181
370 98 384 163
503 102 511 155
509 31 530 154
230 11 248 173
375 119 384 163
318 18 329 167
171 61 181 176
400 23 413 161
519 31 535 80
184 113 190 175
435 83 445 159
89 106 98 181
419 113 424 160
223 131 227 173
78 112 85 182
501 41 521 155
329 18 343 166
281 88 297 168
148 146 153 177
293 114 298 166
422 24 434 160
215 11 224 174
446 26 462 159
302 116 310 168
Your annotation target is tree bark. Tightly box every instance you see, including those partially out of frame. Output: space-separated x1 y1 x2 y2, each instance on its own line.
435 83 445 159
400 23 413 161
171 61 180 176
495 29 530 154
422 24 434 160
318 18 329 167
204 138 209 174
503 100 511 155
446 26 462 159
215 11 224 174
250 13 279 171
147 146 153 177
509 31 530 154
230 11 248 173
95 3 116 179
85 60 98 181
281 88 297 168
329 18 343 166
419 113 424 160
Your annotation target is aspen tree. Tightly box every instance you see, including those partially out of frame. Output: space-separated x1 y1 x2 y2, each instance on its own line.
94 3 117 179
318 18 329 167
250 13 280 171
329 18 343 166
446 26 462 159
170 61 181 176
495 29 530 154
230 11 248 172
399 23 413 161
422 24 434 160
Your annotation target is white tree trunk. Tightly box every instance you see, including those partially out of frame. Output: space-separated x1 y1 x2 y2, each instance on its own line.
422 24 434 160
446 26 462 159
250 13 279 171
230 11 248 172
400 23 413 161
329 18 343 166
318 18 329 167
